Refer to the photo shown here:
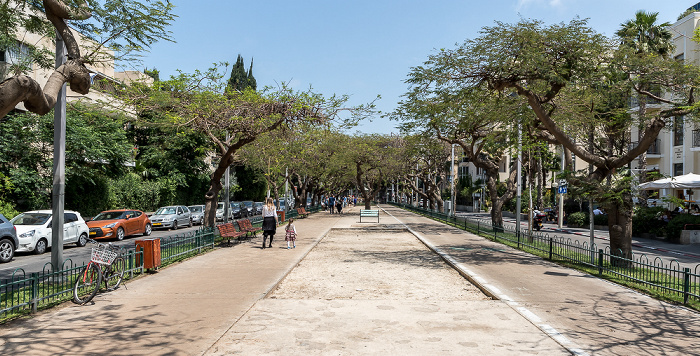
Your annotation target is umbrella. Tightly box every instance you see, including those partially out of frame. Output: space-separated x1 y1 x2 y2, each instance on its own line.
638 173 700 190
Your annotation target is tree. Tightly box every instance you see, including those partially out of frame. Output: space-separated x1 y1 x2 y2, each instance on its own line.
227 54 256 92
616 10 675 206
0 0 175 118
0 103 133 213
400 18 700 259
122 66 366 226
393 86 521 227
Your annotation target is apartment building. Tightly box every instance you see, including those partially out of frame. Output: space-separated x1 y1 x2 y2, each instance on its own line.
630 5 700 204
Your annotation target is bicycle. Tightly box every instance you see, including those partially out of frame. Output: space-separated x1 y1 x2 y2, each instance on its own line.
73 238 127 305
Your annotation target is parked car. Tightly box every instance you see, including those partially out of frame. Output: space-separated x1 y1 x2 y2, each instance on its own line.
150 205 192 230
11 210 89 254
230 202 248 219
216 202 228 221
242 201 254 216
188 205 205 225
0 213 18 263
87 209 151 241
254 202 263 215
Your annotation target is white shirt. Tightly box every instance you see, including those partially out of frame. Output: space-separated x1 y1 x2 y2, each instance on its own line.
262 205 277 217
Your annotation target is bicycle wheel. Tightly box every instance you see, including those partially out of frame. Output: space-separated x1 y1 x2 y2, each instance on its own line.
73 263 101 305
104 256 126 291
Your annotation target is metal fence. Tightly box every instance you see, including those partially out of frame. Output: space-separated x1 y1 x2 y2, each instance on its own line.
392 203 700 305
0 227 216 320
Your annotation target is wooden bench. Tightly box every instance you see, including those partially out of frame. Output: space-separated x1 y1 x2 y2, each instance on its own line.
218 222 246 245
360 209 379 223
237 218 261 237
296 207 309 218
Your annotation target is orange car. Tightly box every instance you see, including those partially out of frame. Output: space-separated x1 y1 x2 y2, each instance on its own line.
87 209 152 241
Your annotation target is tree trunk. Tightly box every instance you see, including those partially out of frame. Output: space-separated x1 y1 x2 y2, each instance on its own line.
204 178 223 227
606 193 633 267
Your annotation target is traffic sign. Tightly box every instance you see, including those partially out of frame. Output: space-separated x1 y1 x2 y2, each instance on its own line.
558 185 567 194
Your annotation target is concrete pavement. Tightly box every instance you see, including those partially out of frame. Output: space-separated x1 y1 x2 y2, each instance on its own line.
0 205 697 355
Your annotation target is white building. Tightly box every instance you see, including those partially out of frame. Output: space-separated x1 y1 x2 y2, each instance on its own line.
630 5 700 205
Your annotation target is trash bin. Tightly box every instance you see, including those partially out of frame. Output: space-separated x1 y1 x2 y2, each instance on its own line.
277 210 285 223
135 238 161 270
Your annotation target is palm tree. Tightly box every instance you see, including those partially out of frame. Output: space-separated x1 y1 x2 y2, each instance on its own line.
616 11 673 58
616 10 675 206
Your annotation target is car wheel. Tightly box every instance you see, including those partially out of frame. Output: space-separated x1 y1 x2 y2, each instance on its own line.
0 238 15 263
143 223 152 236
116 227 125 241
172 221 178 230
76 233 88 247
34 238 47 255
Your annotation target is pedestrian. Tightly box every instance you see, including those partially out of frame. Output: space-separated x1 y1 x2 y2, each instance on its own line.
336 199 343 214
285 218 297 249
261 197 278 249
329 195 336 214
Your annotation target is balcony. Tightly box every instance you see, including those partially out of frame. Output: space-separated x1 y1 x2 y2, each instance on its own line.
631 140 662 157
646 139 661 156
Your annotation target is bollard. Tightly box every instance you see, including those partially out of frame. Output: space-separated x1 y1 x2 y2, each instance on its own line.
598 249 604 276
683 268 691 305
549 237 553 260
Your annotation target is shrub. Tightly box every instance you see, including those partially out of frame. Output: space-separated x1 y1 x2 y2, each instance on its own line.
632 207 667 237
664 214 700 243
568 212 587 227
0 200 19 219
593 213 608 226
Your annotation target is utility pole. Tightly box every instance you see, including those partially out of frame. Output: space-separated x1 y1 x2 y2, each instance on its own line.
224 133 230 223
450 144 456 216
558 146 564 229
516 121 522 238
51 33 67 272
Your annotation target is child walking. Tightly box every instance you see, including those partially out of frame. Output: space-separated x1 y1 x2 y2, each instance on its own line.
285 218 297 249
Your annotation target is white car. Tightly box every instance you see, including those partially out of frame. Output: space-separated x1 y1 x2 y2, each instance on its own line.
11 210 89 254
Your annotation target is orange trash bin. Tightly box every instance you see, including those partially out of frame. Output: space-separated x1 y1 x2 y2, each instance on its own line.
277 210 285 223
135 238 161 270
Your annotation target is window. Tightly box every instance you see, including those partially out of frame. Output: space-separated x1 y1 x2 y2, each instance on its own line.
675 53 685 63
64 213 78 223
674 116 684 146
674 163 684 177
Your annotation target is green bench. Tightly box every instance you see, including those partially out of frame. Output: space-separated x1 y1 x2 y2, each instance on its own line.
360 209 379 223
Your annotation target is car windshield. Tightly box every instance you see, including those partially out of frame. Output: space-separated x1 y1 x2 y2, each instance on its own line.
189 206 204 213
243 201 253 208
217 203 224 210
11 212 51 226
92 211 126 220
155 207 176 215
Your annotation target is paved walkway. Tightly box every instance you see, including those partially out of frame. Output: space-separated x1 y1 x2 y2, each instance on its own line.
0 205 697 355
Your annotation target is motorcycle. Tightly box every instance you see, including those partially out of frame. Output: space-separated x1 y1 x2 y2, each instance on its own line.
534 212 547 231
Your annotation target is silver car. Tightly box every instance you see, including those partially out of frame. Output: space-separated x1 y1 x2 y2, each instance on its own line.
150 205 192 230
188 205 205 225
0 213 18 263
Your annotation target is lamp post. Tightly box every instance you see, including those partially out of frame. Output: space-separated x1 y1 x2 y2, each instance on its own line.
51 33 67 272
450 144 456 216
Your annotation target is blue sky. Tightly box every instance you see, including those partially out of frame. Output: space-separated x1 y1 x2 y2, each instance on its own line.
136 0 693 134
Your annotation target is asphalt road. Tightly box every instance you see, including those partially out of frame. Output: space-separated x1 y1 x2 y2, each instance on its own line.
0 224 203 282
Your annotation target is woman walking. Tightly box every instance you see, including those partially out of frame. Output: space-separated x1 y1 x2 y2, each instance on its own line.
261 197 278 249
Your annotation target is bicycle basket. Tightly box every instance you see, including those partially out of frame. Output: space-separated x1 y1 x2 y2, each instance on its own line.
91 246 117 265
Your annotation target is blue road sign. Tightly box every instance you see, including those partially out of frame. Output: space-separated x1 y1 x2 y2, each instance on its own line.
558 185 567 194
